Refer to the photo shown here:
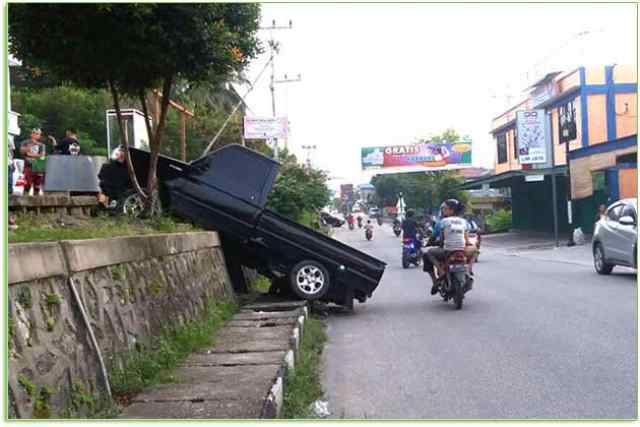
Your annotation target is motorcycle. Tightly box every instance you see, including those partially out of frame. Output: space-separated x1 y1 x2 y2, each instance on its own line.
376 216 383 226
402 237 422 268
393 223 402 237
437 250 472 310
357 217 363 228
348 222 355 230
365 228 373 241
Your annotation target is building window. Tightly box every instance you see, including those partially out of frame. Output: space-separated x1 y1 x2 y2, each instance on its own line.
497 133 507 164
558 100 577 143
513 128 518 159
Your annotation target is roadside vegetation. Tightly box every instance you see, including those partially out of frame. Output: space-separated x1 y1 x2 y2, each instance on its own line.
8 212 198 243
282 315 328 419
486 208 512 233
107 300 237 408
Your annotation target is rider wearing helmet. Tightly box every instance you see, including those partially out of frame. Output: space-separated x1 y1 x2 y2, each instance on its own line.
401 209 420 244
423 199 476 295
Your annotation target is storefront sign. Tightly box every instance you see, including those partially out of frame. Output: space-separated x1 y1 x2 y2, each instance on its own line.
244 117 289 139
525 174 545 182
516 110 549 164
361 138 473 171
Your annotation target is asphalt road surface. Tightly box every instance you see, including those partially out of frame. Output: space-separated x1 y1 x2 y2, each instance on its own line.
321 224 637 419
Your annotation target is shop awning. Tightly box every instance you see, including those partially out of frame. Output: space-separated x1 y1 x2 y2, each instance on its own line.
457 166 567 190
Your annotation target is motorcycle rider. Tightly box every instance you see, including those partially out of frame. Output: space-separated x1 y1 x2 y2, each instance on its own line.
347 213 355 229
423 199 476 295
364 219 374 239
401 209 421 249
357 214 363 228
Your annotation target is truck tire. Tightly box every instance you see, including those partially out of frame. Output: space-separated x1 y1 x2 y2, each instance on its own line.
289 260 330 300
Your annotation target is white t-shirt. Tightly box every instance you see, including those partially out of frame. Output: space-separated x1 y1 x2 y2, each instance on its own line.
441 216 467 250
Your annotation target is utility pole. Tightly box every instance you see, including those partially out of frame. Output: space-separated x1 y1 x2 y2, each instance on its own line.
301 144 316 169
260 19 301 161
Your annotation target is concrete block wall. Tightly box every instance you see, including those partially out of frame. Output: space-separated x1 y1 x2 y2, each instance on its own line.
8 232 235 419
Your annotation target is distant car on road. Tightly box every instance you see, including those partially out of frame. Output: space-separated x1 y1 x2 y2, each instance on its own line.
593 198 637 274
321 211 345 228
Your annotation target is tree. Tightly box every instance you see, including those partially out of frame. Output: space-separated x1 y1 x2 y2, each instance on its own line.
370 129 470 213
9 4 261 209
267 152 331 222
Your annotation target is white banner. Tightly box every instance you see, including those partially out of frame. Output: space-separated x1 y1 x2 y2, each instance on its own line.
244 117 289 139
516 109 548 164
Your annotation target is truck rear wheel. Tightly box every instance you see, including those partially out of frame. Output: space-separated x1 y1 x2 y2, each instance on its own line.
289 260 330 300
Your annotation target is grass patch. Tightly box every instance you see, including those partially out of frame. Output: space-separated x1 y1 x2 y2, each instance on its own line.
282 315 327 419
8 212 199 243
107 299 237 404
252 275 272 294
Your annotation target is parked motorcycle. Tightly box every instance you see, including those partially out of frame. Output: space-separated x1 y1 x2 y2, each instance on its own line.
365 228 373 241
393 223 402 237
402 237 422 268
437 250 472 310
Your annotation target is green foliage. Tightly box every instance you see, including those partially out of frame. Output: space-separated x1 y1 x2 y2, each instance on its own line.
486 209 512 233
282 316 327 419
46 293 62 307
33 386 55 418
9 212 198 243
11 86 112 155
17 287 32 309
18 375 36 397
9 4 262 95
268 159 331 223
370 129 470 212
108 300 236 398
252 275 272 294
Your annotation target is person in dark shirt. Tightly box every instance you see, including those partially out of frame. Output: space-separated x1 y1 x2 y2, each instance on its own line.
50 127 80 155
401 209 419 240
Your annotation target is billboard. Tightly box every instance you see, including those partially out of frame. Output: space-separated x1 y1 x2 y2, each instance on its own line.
516 110 548 164
244 117 289 139
340 184 354 201
361 138 472 171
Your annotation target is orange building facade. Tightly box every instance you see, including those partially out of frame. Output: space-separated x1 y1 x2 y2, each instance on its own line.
488 64 637 233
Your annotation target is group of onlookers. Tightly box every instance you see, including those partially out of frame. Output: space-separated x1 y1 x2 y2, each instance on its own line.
8 127 81 196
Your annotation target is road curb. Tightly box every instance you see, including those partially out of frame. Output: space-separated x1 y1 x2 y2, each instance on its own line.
260 300 309 419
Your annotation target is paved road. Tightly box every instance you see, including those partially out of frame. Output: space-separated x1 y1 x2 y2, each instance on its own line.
321 224 637 419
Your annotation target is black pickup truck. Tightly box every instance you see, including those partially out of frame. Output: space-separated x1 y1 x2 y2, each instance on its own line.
118 145 386 307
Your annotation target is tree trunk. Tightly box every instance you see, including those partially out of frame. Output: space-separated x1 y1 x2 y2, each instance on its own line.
108 79 147 200
144 75 174 212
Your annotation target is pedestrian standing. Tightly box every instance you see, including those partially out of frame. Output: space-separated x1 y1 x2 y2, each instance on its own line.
49 127 81 155
8 137 15 195
18 128 47 195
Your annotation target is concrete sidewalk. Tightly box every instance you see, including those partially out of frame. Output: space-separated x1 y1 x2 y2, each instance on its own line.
482 231 578 251
121 300 308 419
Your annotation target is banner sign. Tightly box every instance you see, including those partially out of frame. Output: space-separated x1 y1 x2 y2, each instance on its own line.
516 110 548 164
244 117 289 139
361 138 472 171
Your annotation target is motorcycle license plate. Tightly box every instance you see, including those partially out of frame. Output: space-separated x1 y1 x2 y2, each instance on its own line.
450 264 465 273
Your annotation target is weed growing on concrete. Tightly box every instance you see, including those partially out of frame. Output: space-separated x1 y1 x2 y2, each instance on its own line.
9 212 199 243
17 287 32 309
253 275 272 293
282 315 328 419
46 293 62 307
107 299 237 401
32 385 55 418
18 375 36 397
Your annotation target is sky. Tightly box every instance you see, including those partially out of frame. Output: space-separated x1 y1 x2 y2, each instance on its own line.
241 3 637 192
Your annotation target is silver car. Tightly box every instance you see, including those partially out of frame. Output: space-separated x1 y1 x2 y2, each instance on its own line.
593 198 637 274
